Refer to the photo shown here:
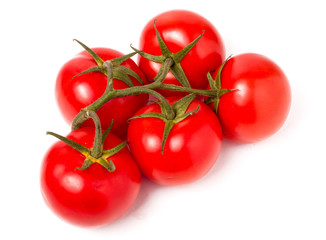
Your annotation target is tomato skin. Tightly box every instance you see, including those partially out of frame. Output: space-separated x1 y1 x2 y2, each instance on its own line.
55 48 149 139
138 10 225 96
40 128 141 227
127 98 223 186
214 53 291 143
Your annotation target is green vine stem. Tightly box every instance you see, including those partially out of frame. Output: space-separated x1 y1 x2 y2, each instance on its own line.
70 109 103 158
159 84 216 96
47 110 125 172
102 61 114 91
71 54 221 131
87 110 103 158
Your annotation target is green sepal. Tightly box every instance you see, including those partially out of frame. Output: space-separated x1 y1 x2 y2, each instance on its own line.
102 141 127 159
155 29 204 87
149 100 168 117
128 105 171 154
92 141 127 173
204 55 237 113
172 31 204 63
102 120 114 144
111 52 137 66
204 96 216 105
113 70 134 87
205 71 219 112
156 103 199 155
215 55 232 89
74 40 143 86
172 93 197 117
128 94 200 154
130 27 204 88
96 158 116 172
210 88 237 114
154 21 172 57
172 94 200 124
73 39 104 66
161 120 174 154
47 113 123 173
114 65 144 85
218 88 237 98
162 94 199 154
129 112 167 122
170 63 191 88
73 66 104 79
207 71 217 90
46 131 90 155
152 21 193 87
128 105 174 154
130 45 165 63
174 105 200 123
75 159 93 171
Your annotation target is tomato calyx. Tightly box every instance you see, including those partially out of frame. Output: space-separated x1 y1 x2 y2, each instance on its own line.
47 110 126 172
131 21 204 87
70 40 147 131
130 94 200 153
73 39 144 87
204 55 237 113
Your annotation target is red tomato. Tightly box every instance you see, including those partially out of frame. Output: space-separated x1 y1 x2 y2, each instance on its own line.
138 10 225 95
40 128 141 227
214 53 291 143
127 97 223 186
55 48 149 139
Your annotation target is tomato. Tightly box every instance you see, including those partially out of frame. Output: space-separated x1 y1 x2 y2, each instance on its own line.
138 10 225 95
127 97 223 186
40 127 141 227
213 53 291 143
55 47 149 139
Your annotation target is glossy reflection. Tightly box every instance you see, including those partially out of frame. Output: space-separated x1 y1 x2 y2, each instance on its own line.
62 173 84 194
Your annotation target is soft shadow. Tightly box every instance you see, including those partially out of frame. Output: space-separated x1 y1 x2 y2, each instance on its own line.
96 173 163 230
207 139 246 177
124 174 162 217
94 139 247 231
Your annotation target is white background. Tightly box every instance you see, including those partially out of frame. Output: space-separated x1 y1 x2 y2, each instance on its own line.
1 0 325 239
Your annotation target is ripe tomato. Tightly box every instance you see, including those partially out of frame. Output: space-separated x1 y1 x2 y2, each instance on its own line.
214 53 291 143
40 128 141 227
55 48 149 139
127 97 223 186
138 10 225 95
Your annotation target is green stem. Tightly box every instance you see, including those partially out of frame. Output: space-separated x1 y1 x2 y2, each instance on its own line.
87 110 103 158
71 84 175 131
71 55 219 129
72 81 217 131
86 57 174 111
71 91 115 131
159 84 217 96
102 61 114 91
154 57 174 83
68 110 103 158
115 87 175 119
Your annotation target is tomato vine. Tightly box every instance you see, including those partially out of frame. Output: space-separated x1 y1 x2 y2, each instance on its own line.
41 9 291 227
70 33 229 150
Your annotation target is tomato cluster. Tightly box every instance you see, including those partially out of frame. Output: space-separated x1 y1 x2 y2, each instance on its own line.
41 10 291 227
